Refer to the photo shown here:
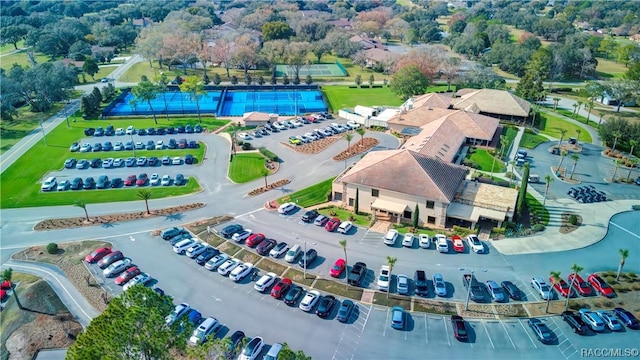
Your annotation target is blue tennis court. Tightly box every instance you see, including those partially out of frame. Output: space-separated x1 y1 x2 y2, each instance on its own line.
103 89 327 117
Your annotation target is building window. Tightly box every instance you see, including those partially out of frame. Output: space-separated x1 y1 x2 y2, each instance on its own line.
403 210 412 219
371 189 379 197
426 201 435 209
334 192 343 201
427 216 436 224
348 198 354 206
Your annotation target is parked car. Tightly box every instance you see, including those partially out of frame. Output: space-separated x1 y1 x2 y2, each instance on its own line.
433 273 447 297
587 273 615 297
41 177 57 191
418 234 431 249
298 249 317 268
528 318 554 344
161 175 171 186
184 154 195 164
185 243 208 258
217 258 240 276
579 309 605 331
85 247 111 263
613 307 640 329
245 233 265 248
103 258 132 277
485 280 506 302
561 311 589 334
596 310 623 331
83 176 95 189
204 254 230 271
69 142 80 152
452 235 465 253
324 218 341 232
76 159 89 169
256 238 277 256
195 247 219 265
175 173 186 185
330 258 346 278
64 158 77 169
114 266 141 286
238 336 264 360
402 233 415 247
173 239 195 255
568 273 593 296
271 278 292 299
136 173 148 186
70 177 83 190
96 175 109 189
188 317 219 346
396 274 410 295
278 202 296 214
223 330 245 359
97 251 123 269
125 157 136 167
284 285 304 306
501 281 524 301
285 244 302 263
550 277 574 298
377 265 390 292
232 229 253 243
229 262 253 282
299 290 321 312
451 315 468 341
161 227 185 240
337 221 353 234
165 303 190 326
89 158 102 168
531 277 552 300
57 180 70 191
220 224 243 238
414 270 429 296
337 299 355 323
269 242 289 258
301 210 319 223
313 215 329 226
435 234 449 253
122 174 136 186
383 229 398 245
316 295 337 318
390 306 404 330
254 272 277 292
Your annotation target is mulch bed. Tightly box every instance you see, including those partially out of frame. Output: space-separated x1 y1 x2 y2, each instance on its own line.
34 203 206 230
332 138 379 161
559 213 582 234
282 135 343 154
248 179 291 196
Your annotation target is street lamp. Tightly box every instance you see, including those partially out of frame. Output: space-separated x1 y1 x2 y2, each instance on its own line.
130 134 137 158
39 118 48 146
459 268 486 311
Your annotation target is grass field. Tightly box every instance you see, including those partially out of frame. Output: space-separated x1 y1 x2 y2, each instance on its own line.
317 205 371 226
595 57 627 79
228 153 266 183
391 224 436 236
0 117 225 208
500 126 519 157
538 110 592 143
467 148 505 172
277 177 335 207
0 103 68 155
519 131 549 149
0 41 24 55
0 48 50 70
322 85 404 111
526 192 549 226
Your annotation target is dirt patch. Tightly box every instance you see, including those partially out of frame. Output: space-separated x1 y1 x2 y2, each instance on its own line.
185 215 235 235
414 299 457 315
551 166 580 184
247 179 291 196
313 279 364 299
254 258 288 276
372 292 412 309
34 203 206 231
332 138 379 161
282 268 316 286
559 213 582 234
282 135 343 154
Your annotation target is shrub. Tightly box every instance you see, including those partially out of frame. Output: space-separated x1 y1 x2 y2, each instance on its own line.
241 142 252 150
46 243 58 254
568 214 578 225
259 147 279 161
452 225 473 237
492 227 505 235
503 221 517 230
531 224 545 232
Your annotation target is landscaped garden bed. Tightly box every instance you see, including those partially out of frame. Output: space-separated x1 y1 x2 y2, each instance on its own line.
247 179 291 196
282 135 343 154
332 137 379 161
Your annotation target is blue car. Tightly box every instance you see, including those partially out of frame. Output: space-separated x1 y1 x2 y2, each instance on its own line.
613 307 640 329
391 306 404 330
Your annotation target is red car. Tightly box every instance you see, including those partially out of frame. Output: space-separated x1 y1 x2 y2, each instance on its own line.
550 277 573 298
271 278 292 299
452 235 464 253
325 218 341 232
85 247 112 263
0 290 7 302
136 173 148 186
114 266 141 286
246 233 265 248
124 174 136 186
330 258 346 278
451 315 468 341
1 280 12 290
588 273 615 297
568 273 593 296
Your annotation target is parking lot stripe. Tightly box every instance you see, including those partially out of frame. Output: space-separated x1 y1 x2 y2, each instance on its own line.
235 207 264 219
482 321 495 349
424 316 428 344
610 221 640 239
500 320 517 349
442 317 451 346
382 308 390 337
519 319 537 348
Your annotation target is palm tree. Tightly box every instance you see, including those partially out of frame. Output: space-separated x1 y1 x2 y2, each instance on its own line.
558 149 568 170
543 174 553 206
616 249 629 281
1 268 24 310
137 189 153 215
629 139 637 158
344 133 353 154
572 103 578 117
575 129 581 144
339 239 348 289
611 159 623 181
547 271 561 313
627 158 639 181
575 100 583 118
356 127 366 147
74 200 90 221
585 101 595 123
509 160 515 184
569 154 580 180
552 97 560 111
558 129 567 147
179 76 207 124
566 263 583 311
261 168 269 189
611 130 621 152
386 256 397 299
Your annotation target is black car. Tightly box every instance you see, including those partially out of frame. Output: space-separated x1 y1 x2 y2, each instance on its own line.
92 143 102 152
301 210 319 223
414 270 429 296
175 173 186 185
221 224 243 238
168 139 177 149
316 295 337 318
284 285 304 306
96 175 109 189
125 141 134 150
64 158 77 169
147 127 156 135
102 141 113 151
501 281 524 301
184 154 195 164
195 247 220 265
71 177 83 190
298 249 317 268
256 239 277 256
83 177 95 189
613 307 640 329
166 127 176 134
337 299 355 323
84 128 95 136
156 127 167 135
176 125 185 133
105 125 114 136
528 318 554 344
110 177 123 188
185 124 193 133
188 140 198 148
94 127 104 136
223 330 245 359
148 157 158 166
561 311 589 334
137 128 147 136
194 124 203 133
145 140 155 150
169 233 192 245
89 158 102 168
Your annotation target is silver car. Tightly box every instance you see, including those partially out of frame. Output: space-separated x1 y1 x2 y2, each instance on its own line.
397 274 410 295
433 273 447 297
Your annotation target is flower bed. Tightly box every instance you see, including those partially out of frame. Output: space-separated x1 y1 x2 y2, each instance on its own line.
332 138 379 161
248 179 291 196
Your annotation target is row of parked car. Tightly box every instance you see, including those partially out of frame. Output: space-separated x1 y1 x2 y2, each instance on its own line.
530 271 617 301
567 185 608 203
285 122 361 146
84 246 153 291
84 124 203 137
64 155 195 170
71 138 199 153
561 308 639 336
383 229 487 254
42 172 188 191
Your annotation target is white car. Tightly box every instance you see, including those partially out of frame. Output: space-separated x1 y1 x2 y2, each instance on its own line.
239 337 264 360
402 233 415 247
172 157 182 165
173 239 195 254
383 229 399 245
418 234 431 249
115 128 124 136
466 234 484 253
102 258 132 277
102 158 114 168
337 221 353 234
299 290 321 312
278 202 296 214
232 229 253 243
397 274 409 295
204 254 229 271
377 265 391 292
126 126 135 135
273 122 286 130
435 234 448 253
291 119 304 127
150 173 160 186
161 175 171 186
254 272 277 292
123 273 151 291
237 132 251 140
113 141 123 151
433 273 447 296
79 143 92 152
596 310 623 331
113 158 124 167
56 180 70 191
269 242 289 258
285 244 302 263
579 309 605 331
346 120 361 129
217 258 240 276
188 317 219 346
41 176 57 191
531 277 552 300
165 303 190 326
186 243 208 258
155 140 164 150
229 262 253 282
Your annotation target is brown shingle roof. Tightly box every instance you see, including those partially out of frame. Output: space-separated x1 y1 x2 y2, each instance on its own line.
409 92 454 110
364 48 398 63
338 149 467 203
388 107 452 128
243 112 269 121
450 89 531 117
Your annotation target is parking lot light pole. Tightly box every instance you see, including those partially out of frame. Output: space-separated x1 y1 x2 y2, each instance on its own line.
130 134 136 157
39 118 48 146
303 240 307 279
459 268 486 311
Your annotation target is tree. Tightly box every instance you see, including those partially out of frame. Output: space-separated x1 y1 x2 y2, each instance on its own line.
132 80 159 124
285 42 312 80
369 74 375 87
261 168 269 189
262 21 294 41
156 73 170 120
179 76 206 123
566 263 583 311
558 149 568 170
339 239 348 290
67 286 180 360
543 174 553 206
627 159 639 182
354 188 359 215
82 58 99 80
5 62 77 112
74 200 90 221
516 163 530 218
546 271 561 313
385 256 397 299
137 190 153 215
616 249 629 281
552 97 560 111
569 154 580 180
354 75 362 87
394 48 444 84
211 37 234 77
276 342 311 360
441 57 461 92
629 139 637 158
558 129 567 147
356 127 366 147
412 203 419 229
605 79 640 113
1 268 24 310
311 42 331 63
390 65 428 100
232 35 259 77
611 130 621 152
345 133 353 153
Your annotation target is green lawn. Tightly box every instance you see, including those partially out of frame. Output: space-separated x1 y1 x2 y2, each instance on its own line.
322 85 404 111
391 224 436 236
499 126 519 156
317 205 371 226
595 57 627 79
0 41 24 55
0 117 219 209
467 148 505 172
228 153 266 183
1 103 68 155
0 49 50 70
77 66 117 85
538 110 592 143
519 131 548 149
526 192 549 226
545 106 600 128
277 177 335 207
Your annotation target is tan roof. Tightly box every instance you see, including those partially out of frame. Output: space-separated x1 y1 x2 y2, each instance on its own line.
453 181 518 213
450 89 531 117
409 93 454 110
365 48 398 63
243 112 269 121
338 149 467 203
387 107 451 128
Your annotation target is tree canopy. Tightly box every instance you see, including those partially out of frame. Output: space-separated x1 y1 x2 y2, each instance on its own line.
390 65 428 100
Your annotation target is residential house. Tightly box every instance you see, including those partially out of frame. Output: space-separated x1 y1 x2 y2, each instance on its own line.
364 48 399 69
350 35 387 50
327 18 352 29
